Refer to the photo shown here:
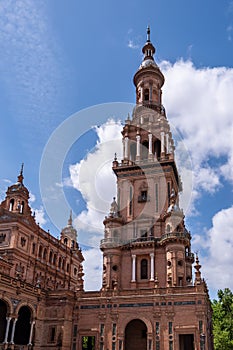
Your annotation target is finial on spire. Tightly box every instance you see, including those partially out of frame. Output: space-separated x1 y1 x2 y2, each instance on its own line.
147 25 151 42
20 163 24 176
17 163 24 184
68 210 72 226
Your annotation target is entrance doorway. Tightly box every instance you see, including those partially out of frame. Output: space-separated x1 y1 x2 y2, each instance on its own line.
82 336 95 350
179 334 194 350
125 319 147 350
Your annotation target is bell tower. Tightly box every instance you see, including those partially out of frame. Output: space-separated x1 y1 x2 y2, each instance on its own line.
100 28 194 291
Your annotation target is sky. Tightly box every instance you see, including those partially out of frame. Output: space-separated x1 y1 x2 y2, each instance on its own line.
0 0 233 299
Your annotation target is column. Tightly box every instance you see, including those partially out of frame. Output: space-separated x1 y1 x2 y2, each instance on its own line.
136 135 140 160
122 138 125 159
149 84 152 101
166 133 170 154
28 320 35 345
124 137 129 159
10 318 17 344
148 134 153 155
141 86 144 103
131 255 136 282
150 253 154 281
161 131 165 154
4 317 11 343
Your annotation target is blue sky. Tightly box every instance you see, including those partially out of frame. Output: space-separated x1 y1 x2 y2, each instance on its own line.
1 0 233 298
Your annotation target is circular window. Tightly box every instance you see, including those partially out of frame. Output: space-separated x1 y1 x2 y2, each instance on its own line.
178 260 183 266
112 265 118 271
167 260 172 267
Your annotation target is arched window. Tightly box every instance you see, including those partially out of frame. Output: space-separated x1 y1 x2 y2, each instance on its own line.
64 238 68 245
0 300 8 343
66 263 70 273
154 139 161 159
38 245 43 258
49 251 53 264
141 259 148 279
14 306 31 345
142 141 149 160
130 142 136 162
43 248 47 260
53 254 57 265
20 201 24 214
62 259 65 270
9 198 14 211
144 88 149 101
58 257 62 269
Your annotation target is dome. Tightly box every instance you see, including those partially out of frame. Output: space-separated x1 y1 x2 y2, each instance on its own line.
140 58 157 69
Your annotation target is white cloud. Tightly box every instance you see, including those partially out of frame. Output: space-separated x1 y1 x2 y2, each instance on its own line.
196 206 233 294
29 191 47 226
161 60 233 213
70 119 122 239
128 40 139 49
83 248 102 291
33 206 47 226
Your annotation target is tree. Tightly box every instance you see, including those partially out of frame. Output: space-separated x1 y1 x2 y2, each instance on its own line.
212 288 233 350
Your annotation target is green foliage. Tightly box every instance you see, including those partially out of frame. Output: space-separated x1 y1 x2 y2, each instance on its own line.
212 288 233 350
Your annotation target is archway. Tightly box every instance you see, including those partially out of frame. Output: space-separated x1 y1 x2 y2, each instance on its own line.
14 306 31 345
0 300 8 343
125 319 147 350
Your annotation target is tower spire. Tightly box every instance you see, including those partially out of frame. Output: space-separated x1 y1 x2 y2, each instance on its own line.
147 25 150 42
68 210 72 226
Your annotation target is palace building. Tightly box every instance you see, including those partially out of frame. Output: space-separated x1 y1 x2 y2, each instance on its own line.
0 28 213 350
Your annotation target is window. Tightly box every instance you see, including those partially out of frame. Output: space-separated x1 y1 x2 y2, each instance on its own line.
38 245 43 258
141 259 148 279
9 198 14 211
43 248 47 260
138 190 148 202
155 183 158 212
129 186 133 216
82 336 95 350
156 322 160 335
167 182 171 205
48 326 56 343
144 88 149 101
100 324 104 337
112 323 116 336
32 243 36 254
168 322 173 335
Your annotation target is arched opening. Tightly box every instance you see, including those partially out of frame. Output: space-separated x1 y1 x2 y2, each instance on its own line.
0 300 8 343
9 198 14 211
125 319 147 350
43 248 47 260
144 88 149 101
38 245 43 258
141 259 148 279
14 306 31 345
154 139 161 159
20 201 24 214
130 142 136 162
142 141 149 161
49 251 53 264
58 257 62 269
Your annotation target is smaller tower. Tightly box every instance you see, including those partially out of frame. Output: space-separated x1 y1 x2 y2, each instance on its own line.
60 211 79 250
1 164 32 216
